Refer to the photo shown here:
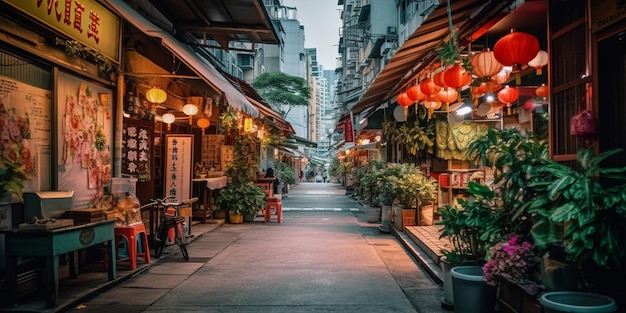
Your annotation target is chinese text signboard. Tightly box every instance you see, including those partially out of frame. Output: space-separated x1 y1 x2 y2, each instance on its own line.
164 135 193 203
122 124 150 182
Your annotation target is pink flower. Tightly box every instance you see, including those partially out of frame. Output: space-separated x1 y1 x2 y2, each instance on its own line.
482 235 538 286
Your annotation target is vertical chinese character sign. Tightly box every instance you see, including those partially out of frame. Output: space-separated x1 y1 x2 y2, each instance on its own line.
122 124 151 182
164 134 193 203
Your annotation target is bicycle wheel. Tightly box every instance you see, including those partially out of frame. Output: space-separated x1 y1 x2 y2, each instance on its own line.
154 223 168 258
174 224 189 261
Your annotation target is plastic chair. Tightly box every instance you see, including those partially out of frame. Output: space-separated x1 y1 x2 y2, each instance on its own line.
265 195 282 223
105 223 150 270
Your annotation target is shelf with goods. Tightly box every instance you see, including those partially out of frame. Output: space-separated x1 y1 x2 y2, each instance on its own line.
436 160 487 207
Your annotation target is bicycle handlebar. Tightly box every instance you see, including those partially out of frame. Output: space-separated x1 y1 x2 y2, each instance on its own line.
141 196 198 209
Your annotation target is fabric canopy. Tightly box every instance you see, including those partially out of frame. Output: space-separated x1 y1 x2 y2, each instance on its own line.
103 0 259 117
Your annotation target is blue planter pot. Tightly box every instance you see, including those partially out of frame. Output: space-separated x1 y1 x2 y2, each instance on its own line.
450 265 497 313
540 291 617 313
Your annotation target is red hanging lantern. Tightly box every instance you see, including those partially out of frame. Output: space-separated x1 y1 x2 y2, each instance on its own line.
406 85 427 102
493 30 540 84
497 85 519 115
397 92 413 107
437 87 458 112
433 71 448 88
420 78 441 97
471 48 503 79
535 84 549 98
397 92 412 119
444 63 472 89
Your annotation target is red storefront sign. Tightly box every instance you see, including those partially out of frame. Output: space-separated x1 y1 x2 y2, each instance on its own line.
344 119 354 142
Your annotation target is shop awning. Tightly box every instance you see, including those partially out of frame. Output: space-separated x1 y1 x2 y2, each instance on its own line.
103 0 259 117
349 0 510 116
289 135 318 148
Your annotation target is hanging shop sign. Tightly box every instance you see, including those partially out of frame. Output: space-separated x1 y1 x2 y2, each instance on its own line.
344 119 354 143
122 124 151 182
164 134 193 203
4 0 121 61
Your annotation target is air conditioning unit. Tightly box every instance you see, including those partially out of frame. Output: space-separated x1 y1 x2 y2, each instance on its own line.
387 26 397 35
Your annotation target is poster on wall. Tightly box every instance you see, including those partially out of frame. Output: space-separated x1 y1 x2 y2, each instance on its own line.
122 124 151 182
164 134 193 203
57 72 113 209
0 75 52 193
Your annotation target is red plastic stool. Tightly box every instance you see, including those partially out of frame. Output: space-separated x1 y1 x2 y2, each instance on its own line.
265 196 282 223
106 224 150 270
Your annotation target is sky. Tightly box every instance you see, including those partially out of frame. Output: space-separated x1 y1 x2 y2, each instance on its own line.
282 0 342 70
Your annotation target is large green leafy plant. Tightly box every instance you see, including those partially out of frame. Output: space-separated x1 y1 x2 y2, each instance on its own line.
438 182 506 265
388 165 437 208
526 147 626 269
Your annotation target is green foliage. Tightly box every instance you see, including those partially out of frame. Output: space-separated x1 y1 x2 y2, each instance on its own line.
468 127 550 238
375 163 406 206
438 182 505 263
275 161 296 185
394 121 435 157
387 164 437 208
218 109 239 134
525 148 626 269
225 132 259 185
252 72 311 118
0 157 28 202
354 161 385 205
328 157 341 178
216 183 266 215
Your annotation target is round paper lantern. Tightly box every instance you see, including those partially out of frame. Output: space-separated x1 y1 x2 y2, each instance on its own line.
397 92 413 107
444 63 472 89
183 103 198 125
396 92 412 119
161 112 176 130
497 85 519 115
437 87 458 112
493 30 540 84
528 50 549 75
420 78 441 97
406 85 427 102
146 87 167 104
535 84 549 98
493 30 540 70
434 71 448 88
493 68 511 85
197 118 210 133
422 98 442 120
471 48 503 79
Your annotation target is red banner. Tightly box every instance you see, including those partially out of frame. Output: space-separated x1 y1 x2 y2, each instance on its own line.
344 119 354 142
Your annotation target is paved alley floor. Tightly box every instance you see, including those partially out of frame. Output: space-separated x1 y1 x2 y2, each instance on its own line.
6 182 449 313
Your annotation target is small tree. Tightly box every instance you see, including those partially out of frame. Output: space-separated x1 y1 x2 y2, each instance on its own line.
252 72 311 118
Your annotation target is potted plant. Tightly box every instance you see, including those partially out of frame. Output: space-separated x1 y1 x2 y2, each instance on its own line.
216 183 266 224
375 163 405 232
524 147 626 311
361 161 384 223
389 167 438 227
437 182 505 313
275 161 296 194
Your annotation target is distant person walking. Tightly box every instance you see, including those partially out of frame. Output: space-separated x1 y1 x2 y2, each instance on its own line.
322 169 328 183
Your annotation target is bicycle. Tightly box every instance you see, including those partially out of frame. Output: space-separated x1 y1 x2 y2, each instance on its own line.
142 196 198 261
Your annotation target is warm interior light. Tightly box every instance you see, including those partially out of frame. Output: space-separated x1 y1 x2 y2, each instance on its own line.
360 139 370 145
183 103 198 125
243 117 253 132
161 112 176 130
374 135 382 142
